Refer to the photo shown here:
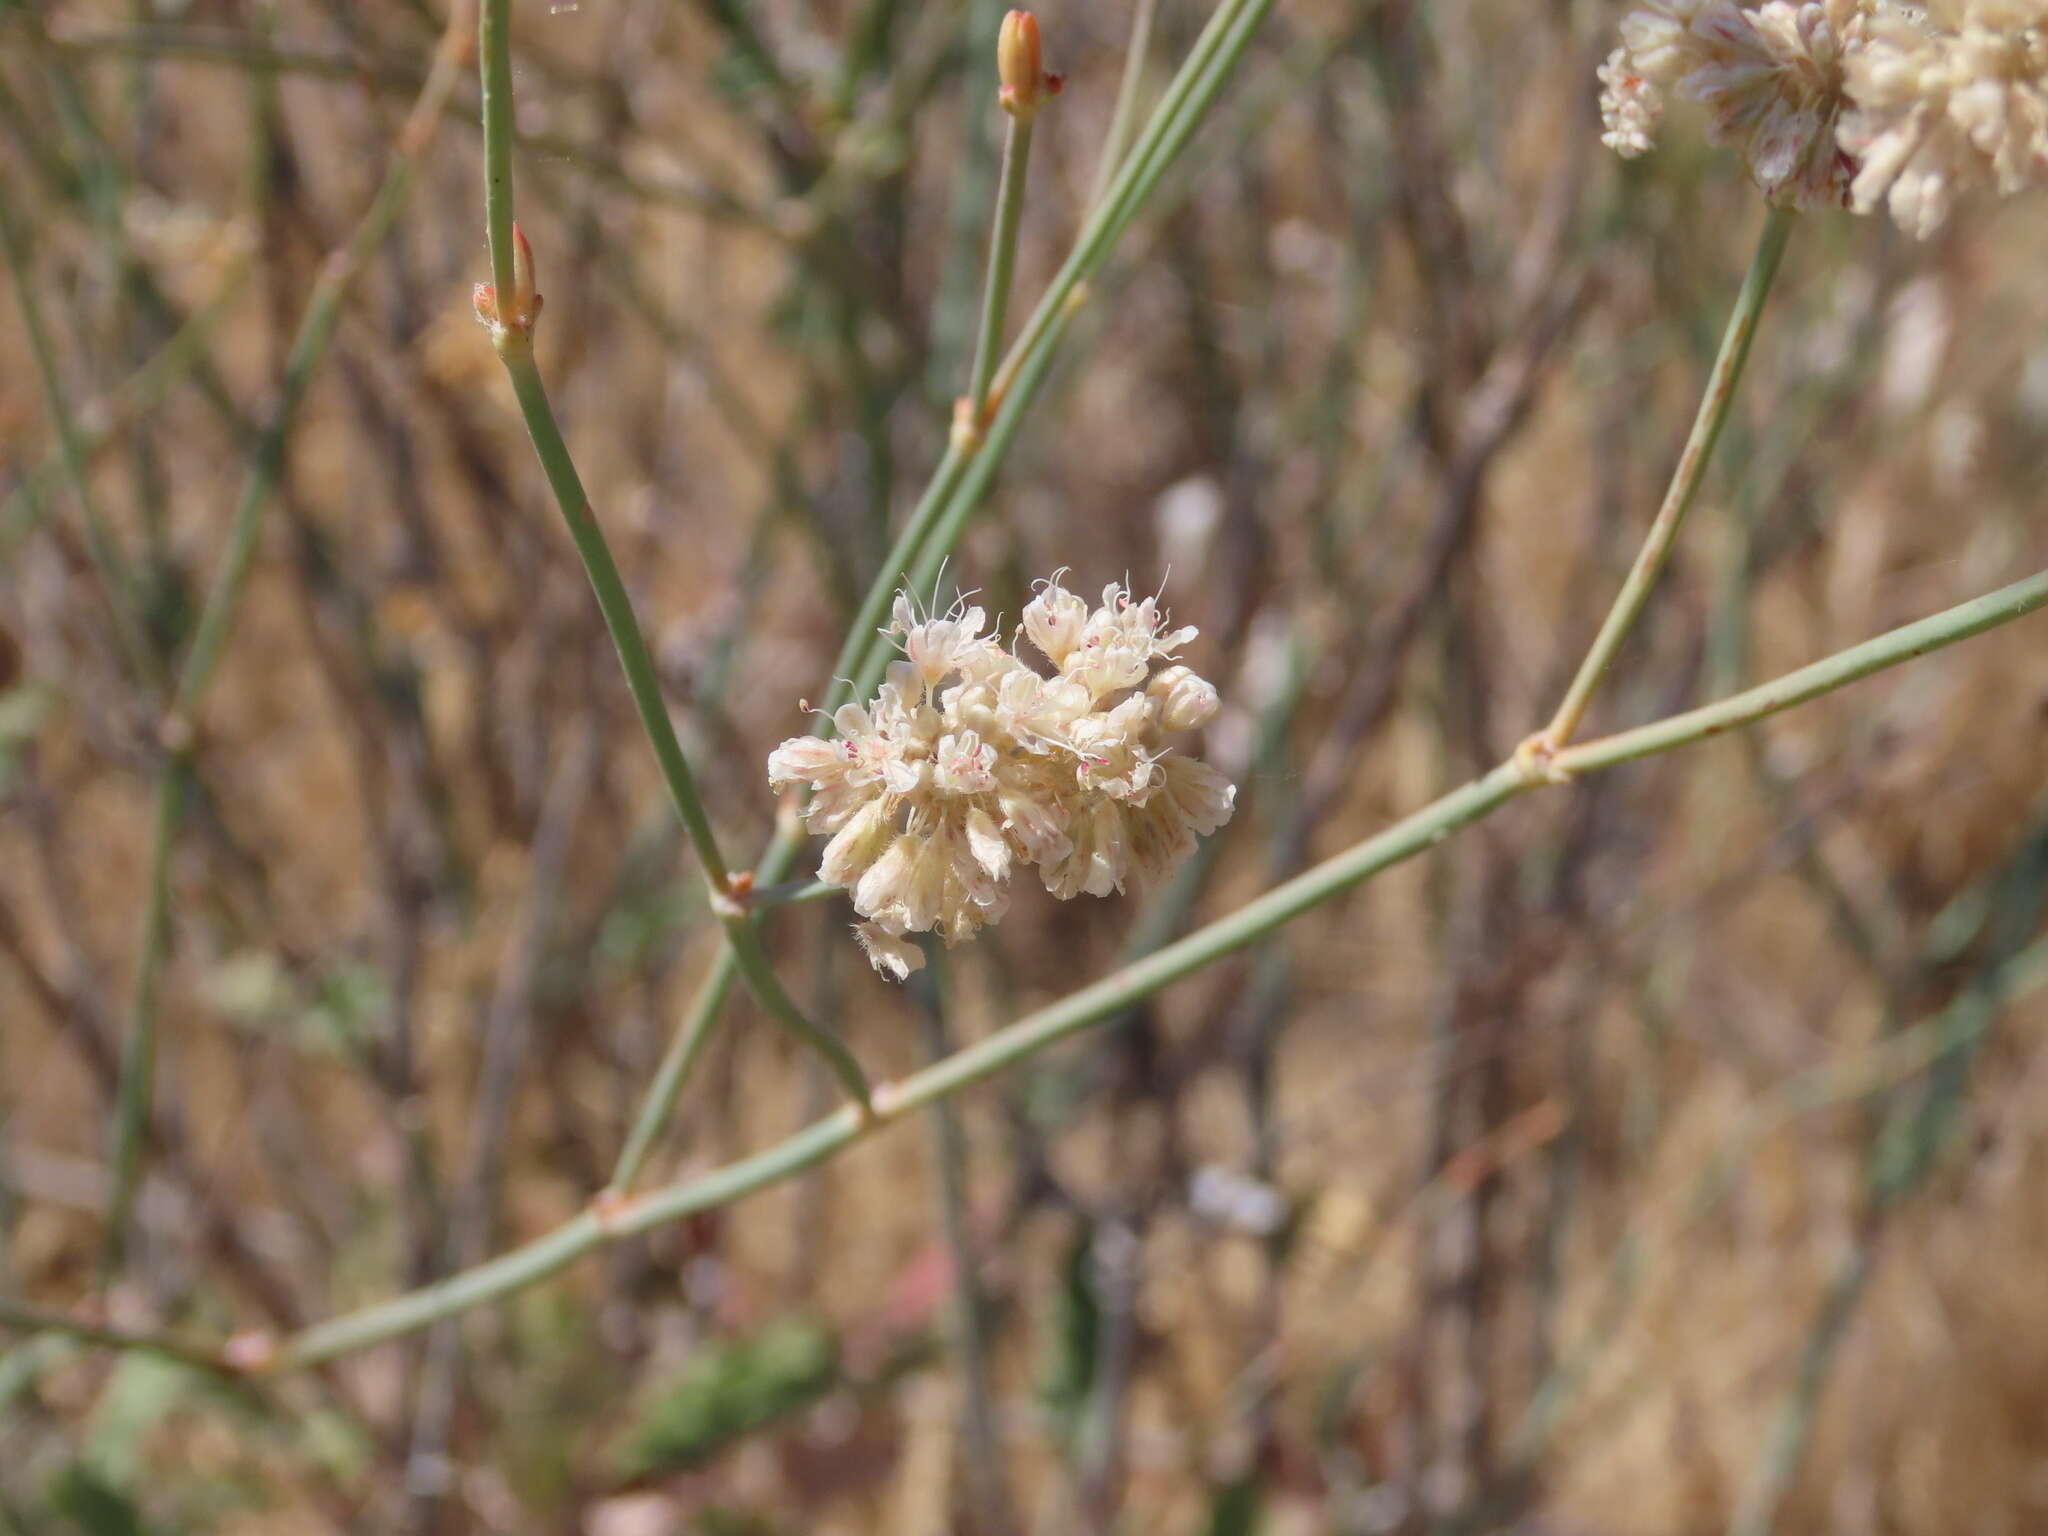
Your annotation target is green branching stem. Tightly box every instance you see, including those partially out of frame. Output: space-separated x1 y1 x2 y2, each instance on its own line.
1544 205 1795 748
902 296 1075 611
493 346 733 892
479 0 516 305
478 0 736 893
1547 568 2048 776
269 563 2048 1370
609 956 735 1191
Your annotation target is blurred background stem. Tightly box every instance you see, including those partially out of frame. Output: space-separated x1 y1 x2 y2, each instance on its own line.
93 4 474 1284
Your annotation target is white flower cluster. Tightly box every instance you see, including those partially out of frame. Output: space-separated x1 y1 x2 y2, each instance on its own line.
767 578 1237 980
1598 0 2048 231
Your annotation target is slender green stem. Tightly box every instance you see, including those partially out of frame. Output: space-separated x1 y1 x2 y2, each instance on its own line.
928 0 1009 397
608 955 737 1191
897 0 1274 665
495 350 733 891
902 296 1076 613
820 442 969 719
101 755 181 1281
997 0 1272 385
606 816 814 1194
1551 567 2048 776
965 114 1033 425
1544 205 1794 747
280 1212 607 1370
478 0 516 306
1089 0 1160 208
268 564 2048 1368
916 0 1273 595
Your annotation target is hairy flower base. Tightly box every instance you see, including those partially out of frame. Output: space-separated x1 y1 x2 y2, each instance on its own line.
768 578 1236 978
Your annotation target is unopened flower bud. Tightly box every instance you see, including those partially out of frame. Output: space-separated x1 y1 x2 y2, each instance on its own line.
477 225 544 336
998 10 1043 117
1148 664 1220 733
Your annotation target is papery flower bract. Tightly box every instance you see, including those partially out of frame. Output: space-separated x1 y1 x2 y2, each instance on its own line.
767 577 1237 978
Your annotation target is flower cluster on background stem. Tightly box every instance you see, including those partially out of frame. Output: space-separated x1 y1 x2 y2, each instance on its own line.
767 577 1236 978
1598 0 2048 231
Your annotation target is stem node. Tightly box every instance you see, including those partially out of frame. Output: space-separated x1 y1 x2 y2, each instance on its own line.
588 1186 636 1236
949 395 985 452
1512 730 1571 787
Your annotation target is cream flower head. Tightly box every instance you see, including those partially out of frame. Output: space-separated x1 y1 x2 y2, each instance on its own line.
767 576 1236 978
1840 0 2048 237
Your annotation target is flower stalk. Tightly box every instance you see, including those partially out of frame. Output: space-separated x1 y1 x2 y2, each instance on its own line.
1540 203 1794 752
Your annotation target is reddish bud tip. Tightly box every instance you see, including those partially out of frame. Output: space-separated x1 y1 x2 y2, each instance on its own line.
508 222 541 329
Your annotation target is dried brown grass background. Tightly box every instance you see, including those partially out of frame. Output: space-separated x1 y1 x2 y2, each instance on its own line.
3 0 2048 1531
